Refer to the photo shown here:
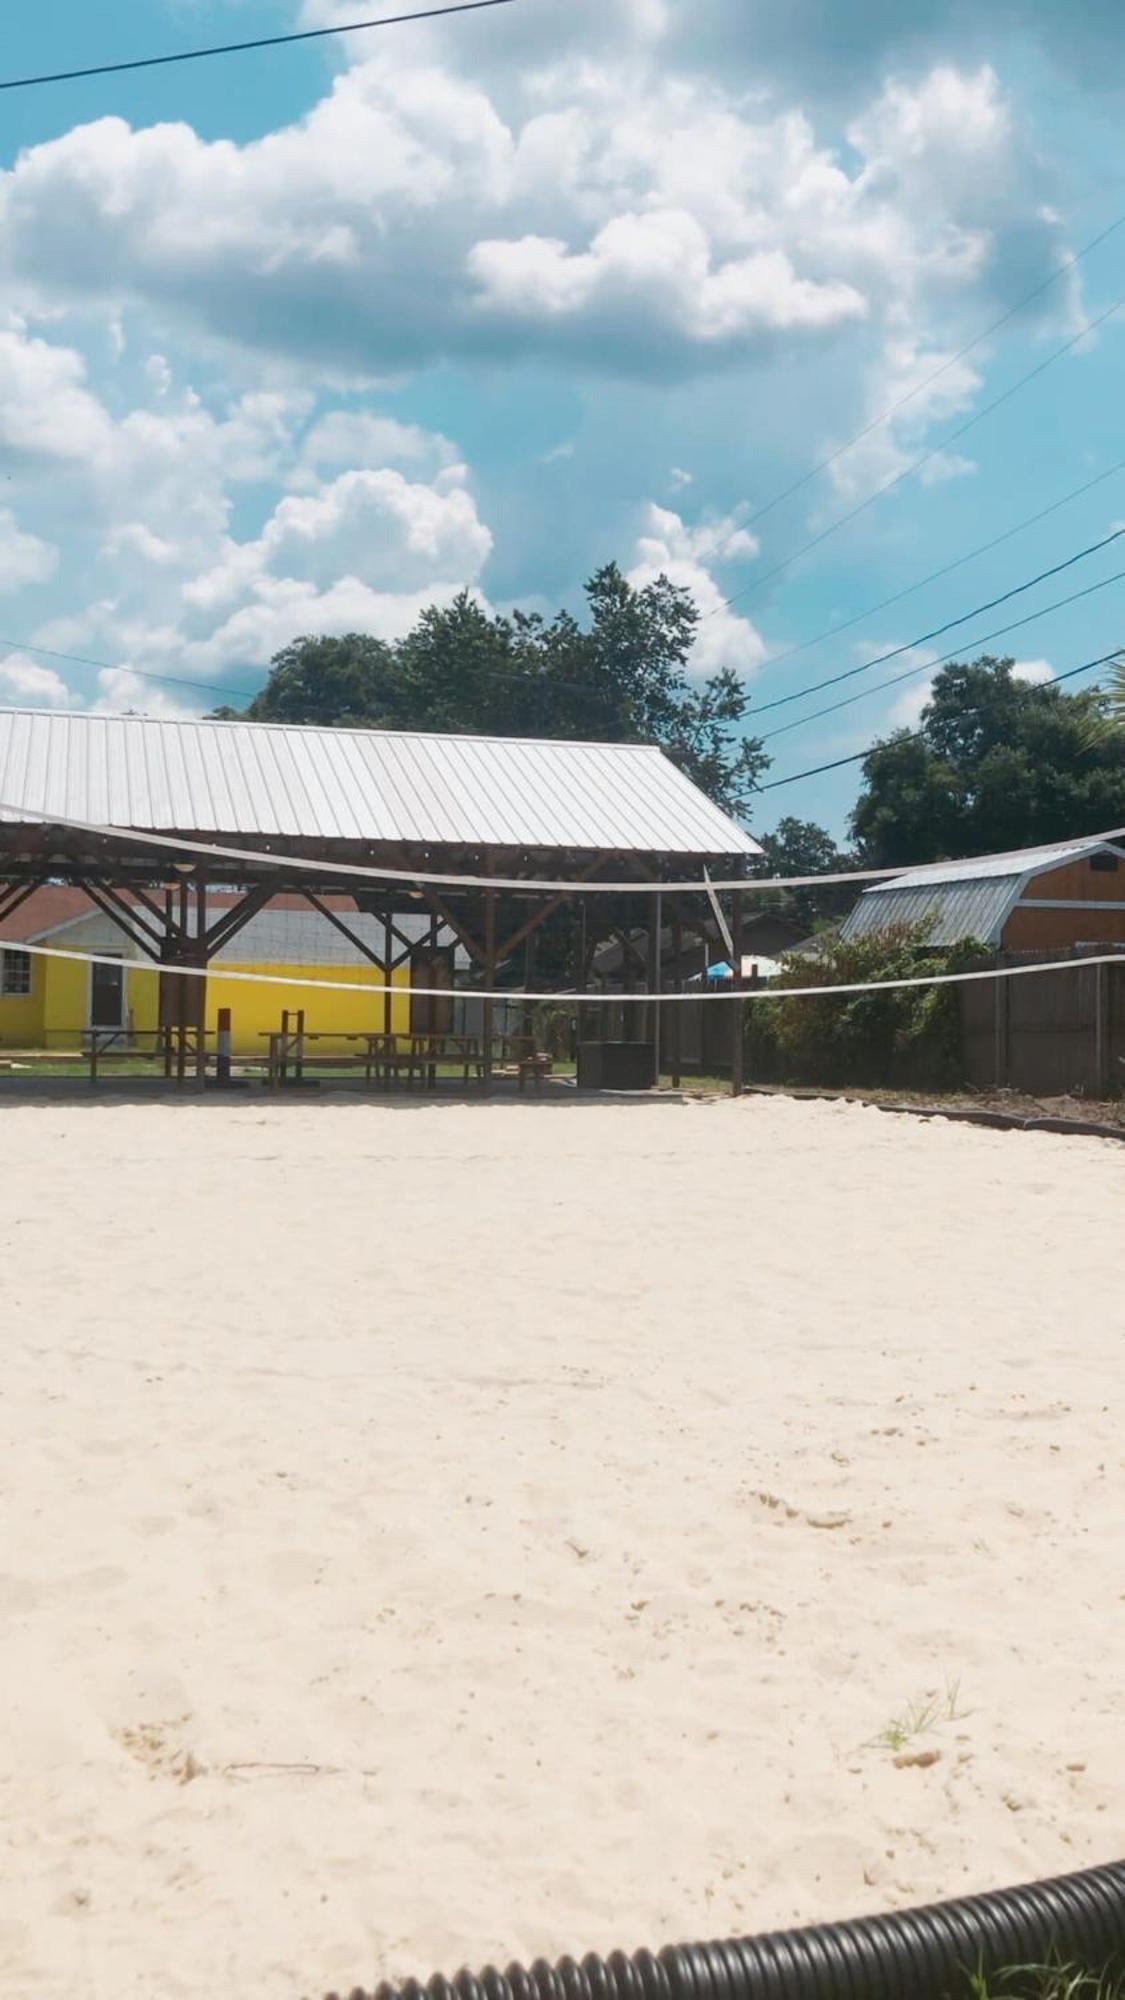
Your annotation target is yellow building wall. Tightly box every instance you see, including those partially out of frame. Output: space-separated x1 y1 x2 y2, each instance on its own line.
0 954 45 1047
204 960 412 1053
30 955 159 1048
3 956 412 1053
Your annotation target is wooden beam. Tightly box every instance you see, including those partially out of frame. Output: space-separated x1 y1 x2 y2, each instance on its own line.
77 880 165 962
387 914 426 961
95 879 169 956
204 882 275 957
302 890 387 970
0 880 41 928
416 883 483 964
128 882 174 931
496 858 608 962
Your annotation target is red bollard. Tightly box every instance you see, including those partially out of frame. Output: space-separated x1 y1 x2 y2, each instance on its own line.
217 1006 232 1085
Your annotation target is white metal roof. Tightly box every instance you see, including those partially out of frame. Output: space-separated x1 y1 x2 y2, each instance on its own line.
841 877 1024 946
0 707 758 858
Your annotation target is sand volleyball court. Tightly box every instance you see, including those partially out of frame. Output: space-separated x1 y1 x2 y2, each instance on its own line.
1 1093 1122 1998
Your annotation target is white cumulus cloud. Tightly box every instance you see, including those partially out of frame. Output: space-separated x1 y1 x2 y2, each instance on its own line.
0 653 70 705
629 503 767 677
0 53 1062 383
0 512 58 594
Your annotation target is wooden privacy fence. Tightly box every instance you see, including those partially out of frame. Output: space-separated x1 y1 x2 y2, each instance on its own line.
961 949 1125 1096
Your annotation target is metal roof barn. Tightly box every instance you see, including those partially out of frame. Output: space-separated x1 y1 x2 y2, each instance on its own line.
0 708 756 859
841 837 1125 947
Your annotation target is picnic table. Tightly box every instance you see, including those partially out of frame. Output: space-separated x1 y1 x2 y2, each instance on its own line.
263 1028 485 1090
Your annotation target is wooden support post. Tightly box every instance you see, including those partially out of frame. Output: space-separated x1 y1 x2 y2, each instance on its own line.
427 908 440 1040
993 966 1009 1089
524 927 537 1051
650 891 662 1086
193 880 207 1088
176 879 189 1085
483 884 496 1091
622 903 636 1048
575 898 589 1076
383 918 394 1041
1095 960 1110 1096
730 888 745 1098
670 912 682 1089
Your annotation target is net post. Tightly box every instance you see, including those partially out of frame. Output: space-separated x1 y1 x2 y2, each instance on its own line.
730 887 745 1099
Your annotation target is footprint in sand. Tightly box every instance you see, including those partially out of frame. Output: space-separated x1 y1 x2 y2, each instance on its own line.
755 1491 851 1530
114 1717 204 1786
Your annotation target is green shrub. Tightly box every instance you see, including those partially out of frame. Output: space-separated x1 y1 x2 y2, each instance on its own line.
745 922 984 1091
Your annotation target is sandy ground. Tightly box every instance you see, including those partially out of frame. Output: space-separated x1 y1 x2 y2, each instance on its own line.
1 1095 1123 2000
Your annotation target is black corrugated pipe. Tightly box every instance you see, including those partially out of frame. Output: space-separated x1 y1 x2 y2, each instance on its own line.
331 1860 1125 2000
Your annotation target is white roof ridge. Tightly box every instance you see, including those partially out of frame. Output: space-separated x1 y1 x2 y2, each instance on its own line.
867 835 1121 893
0 703 665 757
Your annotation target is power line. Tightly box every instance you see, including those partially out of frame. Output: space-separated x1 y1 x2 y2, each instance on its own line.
756 454 1125 676
0 638 262 706
759 562 1125 742
0 1 516 93
721 209 1125 551
5 533 1120 727
0 629 635 711
757 650 1118 793
5 492 1118 728
716 290 1125 616
752 525 1125 716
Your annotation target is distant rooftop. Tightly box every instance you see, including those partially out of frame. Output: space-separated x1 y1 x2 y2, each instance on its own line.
843 835 1125 947
862 836 1125 895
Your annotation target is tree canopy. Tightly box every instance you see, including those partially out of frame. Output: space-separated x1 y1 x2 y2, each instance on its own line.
217 564 769 821
850 656 1125 866
751 816 857 930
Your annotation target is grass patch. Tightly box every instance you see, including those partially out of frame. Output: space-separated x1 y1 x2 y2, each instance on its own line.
869 1677 967 1754
968 1968 1125 1998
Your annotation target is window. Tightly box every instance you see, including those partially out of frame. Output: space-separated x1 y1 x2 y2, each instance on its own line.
1 949 32 996
1090 852 1120 874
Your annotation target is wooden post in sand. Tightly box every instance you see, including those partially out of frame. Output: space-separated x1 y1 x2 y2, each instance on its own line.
730 889 745 1099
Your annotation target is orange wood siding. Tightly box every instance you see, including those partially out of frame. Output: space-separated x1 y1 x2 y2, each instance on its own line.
1020 857 1125 902
1003 853 1125 952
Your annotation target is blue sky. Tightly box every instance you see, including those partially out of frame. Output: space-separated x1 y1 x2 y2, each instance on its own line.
1 1 1124 839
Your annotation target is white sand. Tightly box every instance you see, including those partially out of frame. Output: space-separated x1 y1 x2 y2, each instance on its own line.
1 1094 1122 1999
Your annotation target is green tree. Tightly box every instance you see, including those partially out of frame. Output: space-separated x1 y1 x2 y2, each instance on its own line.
745 924 981 1090
752 816 856 929
218 565 768 821
850 655 1125 866
236 632 399 729
1082 651 1125 747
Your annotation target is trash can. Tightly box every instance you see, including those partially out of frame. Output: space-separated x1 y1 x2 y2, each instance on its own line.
577 1041 657 1090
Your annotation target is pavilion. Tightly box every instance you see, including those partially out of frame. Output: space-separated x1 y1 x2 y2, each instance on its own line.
0 706 761 1087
